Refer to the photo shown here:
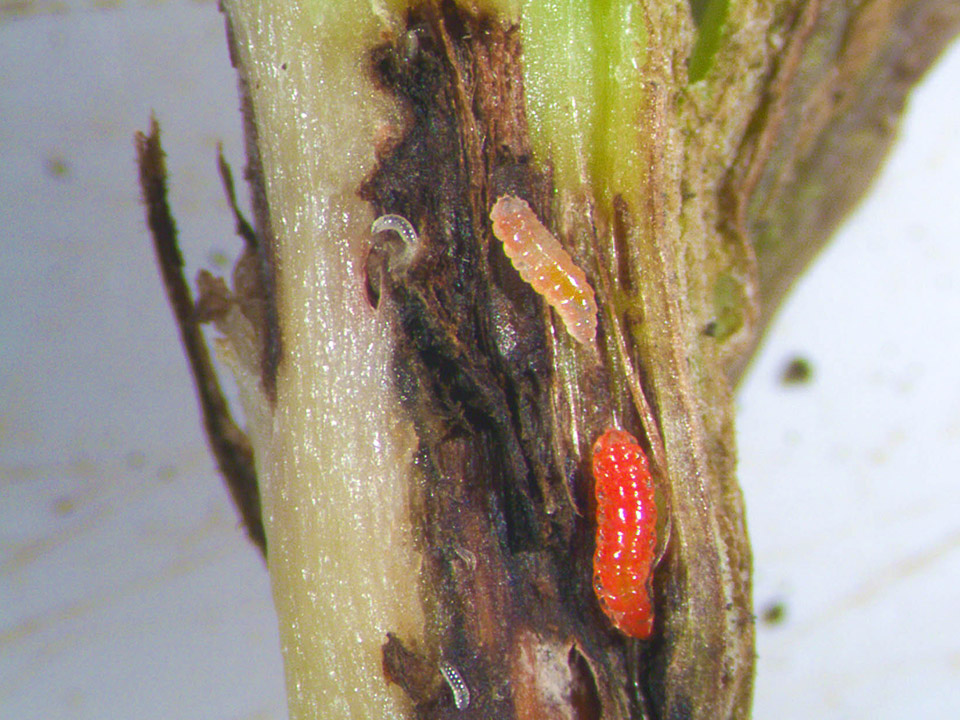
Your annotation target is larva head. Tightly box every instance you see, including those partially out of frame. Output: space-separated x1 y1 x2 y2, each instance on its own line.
593 428 642 457
489 195 532 240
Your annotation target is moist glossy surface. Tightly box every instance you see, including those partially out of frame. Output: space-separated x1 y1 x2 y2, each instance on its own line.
592 428 657 638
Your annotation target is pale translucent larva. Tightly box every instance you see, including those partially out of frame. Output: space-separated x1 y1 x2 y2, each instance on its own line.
371 213 419 270
438 660 470 710
371 214 419 247
489 195 598 345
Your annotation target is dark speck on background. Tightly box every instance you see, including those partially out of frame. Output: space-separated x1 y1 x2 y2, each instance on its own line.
760 599 788 626
780 356 813 386
44 154 70 180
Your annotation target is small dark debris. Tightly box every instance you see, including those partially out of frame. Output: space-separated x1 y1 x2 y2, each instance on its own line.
207 249 231 270
780 356 813 386
52 496 75 517
44 154 70 180
760 599 788 626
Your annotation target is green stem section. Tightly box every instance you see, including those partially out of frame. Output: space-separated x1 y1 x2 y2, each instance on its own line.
521 0 649 209
688 0 729 83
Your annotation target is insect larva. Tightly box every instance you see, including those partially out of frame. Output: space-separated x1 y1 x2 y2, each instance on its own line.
453 545 478 571
371 214 419 247
592 428 658 639
489 195 598 345
371 213 419 270
439 660 470 710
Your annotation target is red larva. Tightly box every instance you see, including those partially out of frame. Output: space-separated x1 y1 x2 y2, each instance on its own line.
592 428 658 638
489 195 598 345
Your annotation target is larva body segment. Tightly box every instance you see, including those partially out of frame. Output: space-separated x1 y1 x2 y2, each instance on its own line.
489 195 598 345
592 428 658 639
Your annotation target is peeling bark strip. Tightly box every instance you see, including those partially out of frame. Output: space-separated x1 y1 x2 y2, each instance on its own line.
135 119 266 555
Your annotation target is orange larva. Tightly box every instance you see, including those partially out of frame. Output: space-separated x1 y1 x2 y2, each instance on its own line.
489 195 598 345
592 428 658 639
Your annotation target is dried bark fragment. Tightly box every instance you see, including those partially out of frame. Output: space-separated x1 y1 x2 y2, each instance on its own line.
135 120 266 555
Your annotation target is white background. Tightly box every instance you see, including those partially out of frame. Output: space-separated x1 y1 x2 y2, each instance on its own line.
1 3 958 718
